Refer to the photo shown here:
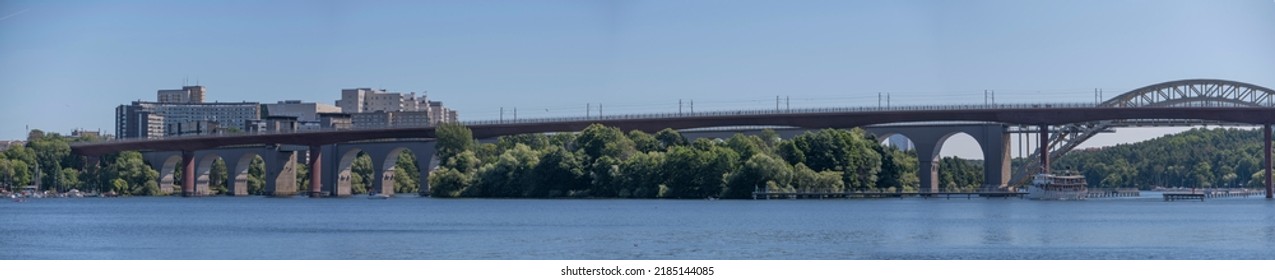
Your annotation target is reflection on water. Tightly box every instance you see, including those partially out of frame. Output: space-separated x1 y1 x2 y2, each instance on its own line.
3 195 1275 259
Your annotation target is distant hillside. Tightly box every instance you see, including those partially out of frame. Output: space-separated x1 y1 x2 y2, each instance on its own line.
1053 128 1264 189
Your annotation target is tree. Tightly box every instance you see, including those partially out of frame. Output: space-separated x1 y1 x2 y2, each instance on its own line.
575 124 634 161
875 148 904 191
103 151 159 196
629 130 661 153
660 145 739 198
782 129 881 190
469 143 540 197
616 151 666 198
435 122 475 164
587 155 622 197
428 167 472 198
393 150 420 194
497 134 550 151
0 156 31 190
1193 161 1214 188
58 168 79 191
295 162 309 192
247 157 265 195
429 151 479 197
725 133 768 162
27 134 73 191
351 153 373 194
211 158 229 195
0 158 16 190
723 153 793 199
1249 170 1268 189
791 163 843 193
654 128 687 149
759 129 781 149
530 146 587 197
938 156 982 192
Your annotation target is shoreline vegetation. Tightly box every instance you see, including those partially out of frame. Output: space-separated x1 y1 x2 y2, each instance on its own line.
429 123 949 199
2 126 1263 198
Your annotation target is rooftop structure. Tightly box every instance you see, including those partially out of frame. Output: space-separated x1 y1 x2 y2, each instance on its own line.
157 86 206 104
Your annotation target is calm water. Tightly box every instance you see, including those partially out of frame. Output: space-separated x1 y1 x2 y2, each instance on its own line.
4 193 1275 259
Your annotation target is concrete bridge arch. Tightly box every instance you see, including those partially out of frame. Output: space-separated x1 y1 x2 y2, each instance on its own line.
318 141 436 197
863 124 1009 192
143 146 299 196
678 123 1010 193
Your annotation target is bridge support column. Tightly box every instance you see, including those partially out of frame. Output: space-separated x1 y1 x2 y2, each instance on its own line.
181 151 195 197
978 125 1011 192
1265 124 1272 199
918 160 939 193
264 151 298 197
416 142 437 197
309 145 324 198
1039 125 1050 174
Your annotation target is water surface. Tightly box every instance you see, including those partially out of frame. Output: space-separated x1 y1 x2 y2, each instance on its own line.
4 193 1275 259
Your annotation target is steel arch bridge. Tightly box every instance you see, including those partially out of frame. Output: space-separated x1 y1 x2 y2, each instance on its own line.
1008 79 1275 187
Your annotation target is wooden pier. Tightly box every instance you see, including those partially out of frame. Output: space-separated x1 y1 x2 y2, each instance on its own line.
1163 193 1205 201
1086 188 1140 199
1163 189 1262 201
752 191 1027 200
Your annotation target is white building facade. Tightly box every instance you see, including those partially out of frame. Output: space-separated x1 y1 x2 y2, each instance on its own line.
336 87 458 129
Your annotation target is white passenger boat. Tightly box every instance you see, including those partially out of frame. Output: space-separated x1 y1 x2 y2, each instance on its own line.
1027 173 1088 200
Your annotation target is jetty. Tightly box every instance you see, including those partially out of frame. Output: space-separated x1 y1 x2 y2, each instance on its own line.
1086 188 1140 199
1163 189 1262 201
752 190 1027 200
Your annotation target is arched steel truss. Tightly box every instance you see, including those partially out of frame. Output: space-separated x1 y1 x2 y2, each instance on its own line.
1009 79 1275 187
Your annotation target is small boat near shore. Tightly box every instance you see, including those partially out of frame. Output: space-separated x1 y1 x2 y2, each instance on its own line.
1027 173 1088 200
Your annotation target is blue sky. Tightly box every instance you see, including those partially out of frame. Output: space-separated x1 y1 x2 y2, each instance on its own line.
2 0 1274 158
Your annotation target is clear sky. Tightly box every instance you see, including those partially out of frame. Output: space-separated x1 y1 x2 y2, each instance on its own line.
2 0 1274 158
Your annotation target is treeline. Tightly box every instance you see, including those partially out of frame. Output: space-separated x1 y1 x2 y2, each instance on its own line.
0 130 160 195
427 123 986 199
1054 127 1268 189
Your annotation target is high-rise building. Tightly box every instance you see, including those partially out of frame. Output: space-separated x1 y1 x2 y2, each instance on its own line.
336 88 431 113
349 111 432 129
157 86 206 104
116 105 166 139
428 101 458 124
115 85 261 139
336 87 459 128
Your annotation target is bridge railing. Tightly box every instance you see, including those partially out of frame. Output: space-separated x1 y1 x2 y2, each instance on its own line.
453 101 1101 126
80 102 1107 145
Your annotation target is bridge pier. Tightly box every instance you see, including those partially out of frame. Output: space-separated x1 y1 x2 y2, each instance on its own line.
264 150 298 197
1040 125 1050 174
1266 124 1272 199
309 145 324 197
181 150 195 197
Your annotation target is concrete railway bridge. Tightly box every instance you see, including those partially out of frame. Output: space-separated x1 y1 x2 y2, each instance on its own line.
70 79 1275 198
